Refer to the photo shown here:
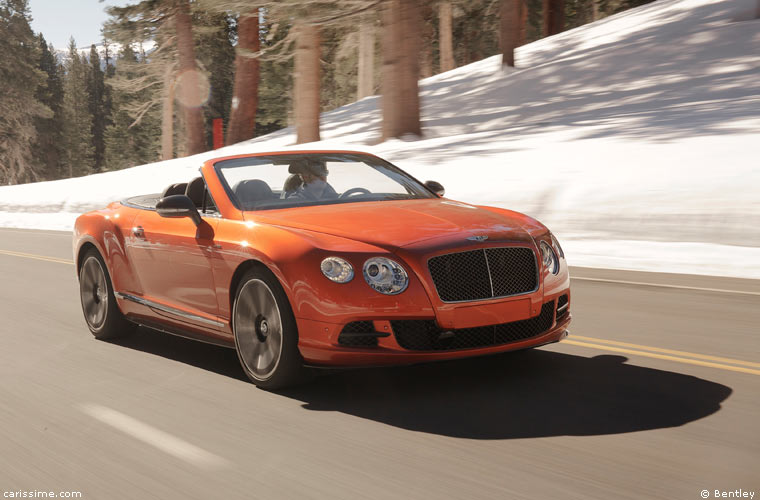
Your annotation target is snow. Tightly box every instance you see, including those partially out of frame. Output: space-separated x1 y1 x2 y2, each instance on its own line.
2 0 759 278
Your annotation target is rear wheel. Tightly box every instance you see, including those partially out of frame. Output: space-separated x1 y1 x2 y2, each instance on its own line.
79 249 134 340
233 268 308 389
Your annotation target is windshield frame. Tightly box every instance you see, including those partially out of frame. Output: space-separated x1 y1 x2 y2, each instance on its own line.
212 151 438 211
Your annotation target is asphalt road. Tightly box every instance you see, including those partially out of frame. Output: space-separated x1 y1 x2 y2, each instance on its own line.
0 227 758 500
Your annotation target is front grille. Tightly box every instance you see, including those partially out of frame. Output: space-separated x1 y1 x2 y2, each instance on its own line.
428 247 538 302
391 301 555 351
556 294 569 321
338 321 378 347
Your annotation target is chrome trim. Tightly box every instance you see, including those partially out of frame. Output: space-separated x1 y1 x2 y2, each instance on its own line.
482 249 496 298
115 292 224 328
426 246 540 304
121 198 157 211
557 302 569 313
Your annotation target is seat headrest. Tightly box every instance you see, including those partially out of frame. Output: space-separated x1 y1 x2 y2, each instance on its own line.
233 179 273 207
162 182 187 198
185 177 205 207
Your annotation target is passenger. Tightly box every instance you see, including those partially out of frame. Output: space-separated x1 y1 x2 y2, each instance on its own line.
287 160 338 201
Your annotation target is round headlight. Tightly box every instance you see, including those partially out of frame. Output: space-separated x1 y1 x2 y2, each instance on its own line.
551 234 564 259
320 256 354 283
540 240 558 274
362 257 408 295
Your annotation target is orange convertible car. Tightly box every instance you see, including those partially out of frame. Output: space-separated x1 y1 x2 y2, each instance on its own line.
74 151 570 388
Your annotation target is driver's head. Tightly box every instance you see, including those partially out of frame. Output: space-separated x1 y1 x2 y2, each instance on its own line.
300 161 328 188
290 159 329 198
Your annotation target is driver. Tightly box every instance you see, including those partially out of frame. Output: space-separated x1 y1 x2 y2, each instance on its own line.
287 159 338 201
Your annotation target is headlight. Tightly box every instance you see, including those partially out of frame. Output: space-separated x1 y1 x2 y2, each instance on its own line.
363 257 409 295
320 256 354 283
551 234 564 259
540 240 558 274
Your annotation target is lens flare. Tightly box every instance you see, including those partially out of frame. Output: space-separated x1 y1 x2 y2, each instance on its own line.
174 69 211 108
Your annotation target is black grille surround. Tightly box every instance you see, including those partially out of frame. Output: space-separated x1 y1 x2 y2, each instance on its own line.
338 321 379 347
428 247 538 303
391 301 555 351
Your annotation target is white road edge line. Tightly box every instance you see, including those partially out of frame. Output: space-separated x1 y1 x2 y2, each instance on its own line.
571 276 760 296
80 403 228 469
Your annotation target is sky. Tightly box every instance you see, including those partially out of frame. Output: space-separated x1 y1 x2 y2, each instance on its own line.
28 0 130 50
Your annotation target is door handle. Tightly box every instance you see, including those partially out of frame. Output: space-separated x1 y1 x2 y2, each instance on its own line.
132 226 145 239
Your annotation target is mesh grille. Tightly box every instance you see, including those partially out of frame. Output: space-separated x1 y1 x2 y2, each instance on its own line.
428 247 537 302
428 249 492 301
391 301 555 351
486 247 538 297
556 294 569 321
338 321 378 347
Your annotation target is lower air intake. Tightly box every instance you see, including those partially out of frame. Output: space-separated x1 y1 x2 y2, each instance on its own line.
391 301 555 351
338 321 379 347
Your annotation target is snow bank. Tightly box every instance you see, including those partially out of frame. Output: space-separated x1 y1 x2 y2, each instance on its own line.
1 0 759 278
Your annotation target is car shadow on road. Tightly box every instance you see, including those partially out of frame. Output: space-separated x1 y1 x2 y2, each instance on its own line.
113 329 732 440
282 349 732 439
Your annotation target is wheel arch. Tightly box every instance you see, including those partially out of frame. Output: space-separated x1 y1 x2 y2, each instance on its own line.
76 239 105 276
228 259 291 329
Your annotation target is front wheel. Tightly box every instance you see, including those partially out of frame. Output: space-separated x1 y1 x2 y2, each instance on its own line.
79 249 135 340
233 268 308 389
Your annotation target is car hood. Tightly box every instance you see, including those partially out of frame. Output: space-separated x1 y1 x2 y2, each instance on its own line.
246 199 534 250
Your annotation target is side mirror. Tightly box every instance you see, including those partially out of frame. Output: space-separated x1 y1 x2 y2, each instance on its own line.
156 195 201 226
424 180 445 197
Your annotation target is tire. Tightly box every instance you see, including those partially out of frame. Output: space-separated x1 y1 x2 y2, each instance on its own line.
79 249 135 340
233 267 308 390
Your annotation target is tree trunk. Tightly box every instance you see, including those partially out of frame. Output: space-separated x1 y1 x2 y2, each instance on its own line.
592 0 600 21
438 1 455 73
542 0 565 37
174 0 206 155
294 22 321 144
226 9 260 145
381 0 422 141
500 0 521 67
161 64 175 161
519 0 528 45
419 2 434 78
357 15 374 100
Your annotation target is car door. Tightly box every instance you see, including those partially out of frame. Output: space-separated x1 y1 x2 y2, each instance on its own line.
126 208 220 330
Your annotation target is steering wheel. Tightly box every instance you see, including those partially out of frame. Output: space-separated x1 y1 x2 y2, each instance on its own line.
339 187 371 199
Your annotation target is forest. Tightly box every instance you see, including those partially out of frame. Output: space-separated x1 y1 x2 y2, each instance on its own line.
0 0 653 185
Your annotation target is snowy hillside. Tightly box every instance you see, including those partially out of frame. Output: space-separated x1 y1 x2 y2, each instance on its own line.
1 0 759 277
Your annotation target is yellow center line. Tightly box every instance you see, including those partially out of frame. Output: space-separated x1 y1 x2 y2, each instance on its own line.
0 249 74 266
571 276 760 296
572 334 760 369
563 339 760 376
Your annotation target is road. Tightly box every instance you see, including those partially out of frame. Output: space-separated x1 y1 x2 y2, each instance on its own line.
0 227 757 500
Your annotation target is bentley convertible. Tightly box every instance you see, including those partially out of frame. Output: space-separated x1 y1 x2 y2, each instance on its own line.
74 151 571 388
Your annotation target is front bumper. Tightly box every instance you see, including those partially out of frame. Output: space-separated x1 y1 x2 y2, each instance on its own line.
297 300 571 367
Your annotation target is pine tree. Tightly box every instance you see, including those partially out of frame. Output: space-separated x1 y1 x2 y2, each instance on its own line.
61 38 95 178
357 13 375 99
0 0 49 185
224 9 259 145
104 45 161 170
294 21 321 144
33 35 65 180
543 0 565 35
87 45 108 171
439 1 455 72
381 0 422 140
105 0 208 158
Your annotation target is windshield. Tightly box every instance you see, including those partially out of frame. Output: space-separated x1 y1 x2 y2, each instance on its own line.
214 153 435 210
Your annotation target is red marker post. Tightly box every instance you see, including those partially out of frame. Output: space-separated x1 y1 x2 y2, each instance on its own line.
212 118 224 150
